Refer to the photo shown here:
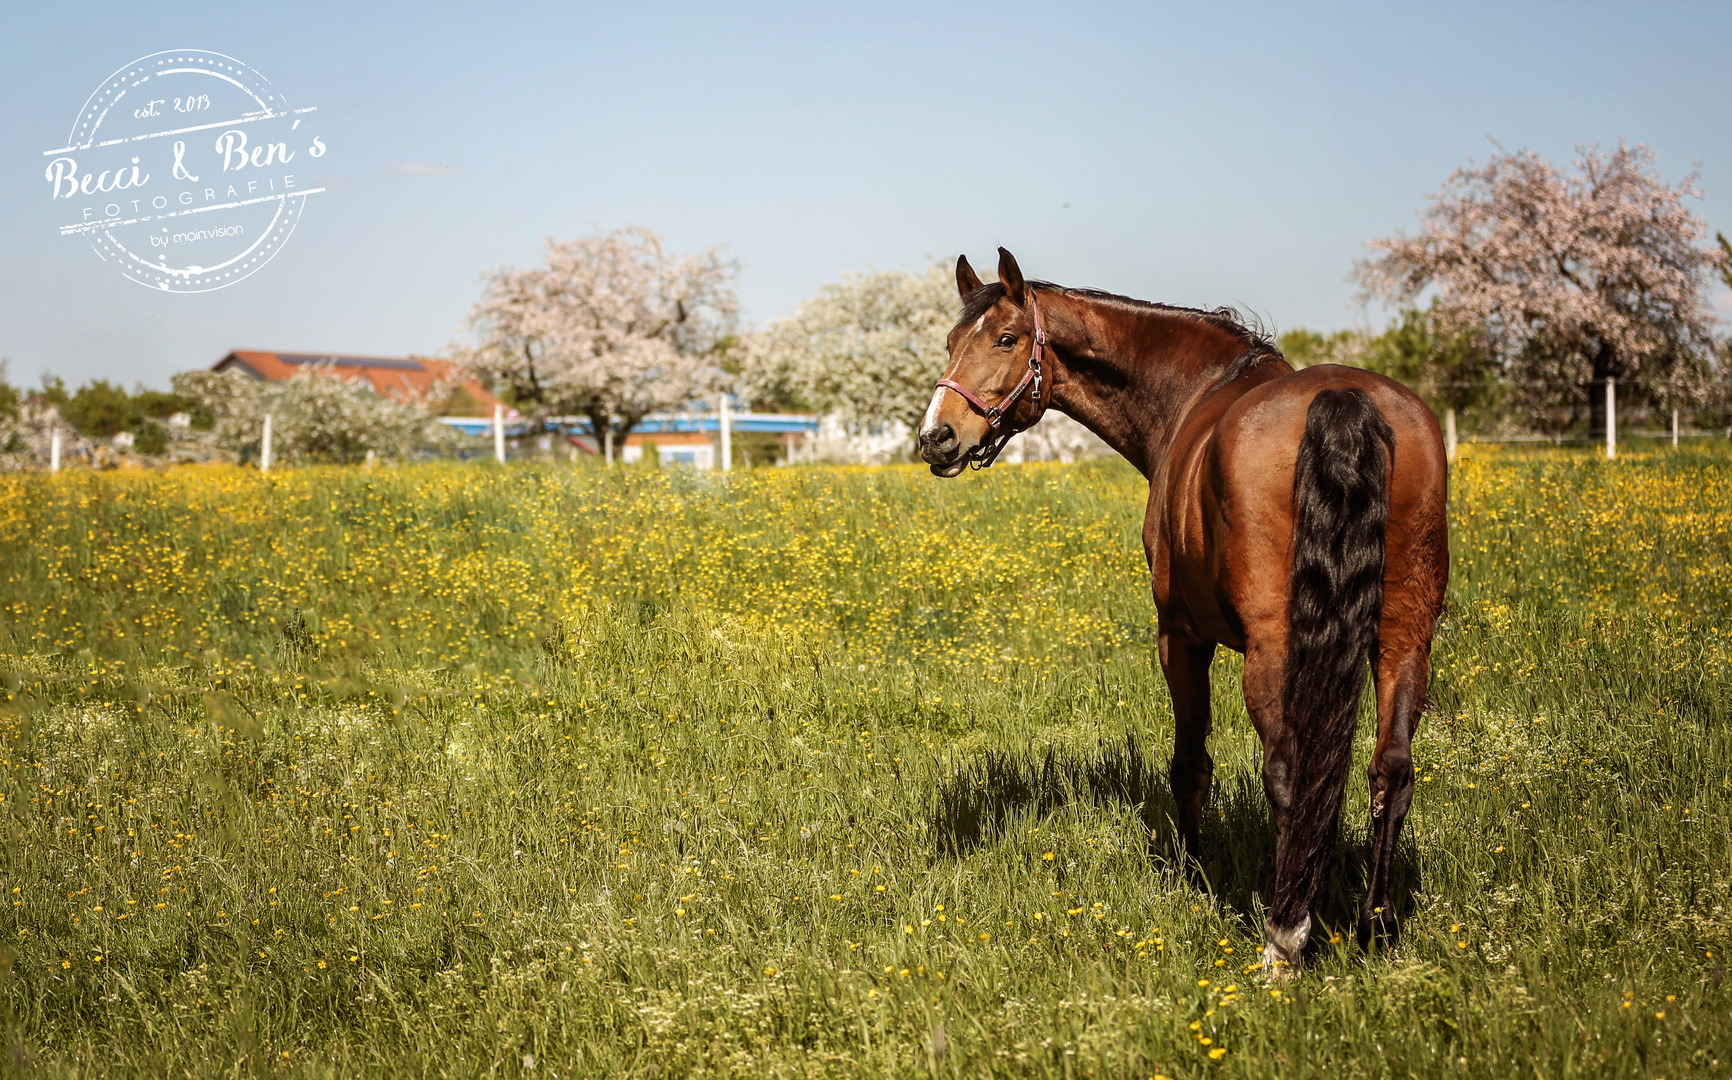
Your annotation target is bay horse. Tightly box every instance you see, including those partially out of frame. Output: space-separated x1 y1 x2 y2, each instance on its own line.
918 249 1448 974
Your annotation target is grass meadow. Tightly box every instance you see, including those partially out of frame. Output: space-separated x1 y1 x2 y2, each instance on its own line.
0 447 1729 1079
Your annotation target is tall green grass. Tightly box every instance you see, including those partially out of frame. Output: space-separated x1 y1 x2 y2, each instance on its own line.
0 448 1727 1078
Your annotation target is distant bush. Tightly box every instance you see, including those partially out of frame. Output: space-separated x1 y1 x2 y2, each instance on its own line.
172 365 463 464
15 373 196 458
0 362 460 469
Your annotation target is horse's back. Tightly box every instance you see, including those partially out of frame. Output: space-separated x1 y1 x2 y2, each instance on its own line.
1223 363 1438 445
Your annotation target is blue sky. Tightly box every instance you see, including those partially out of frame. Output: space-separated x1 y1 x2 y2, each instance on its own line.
3 0 1729 389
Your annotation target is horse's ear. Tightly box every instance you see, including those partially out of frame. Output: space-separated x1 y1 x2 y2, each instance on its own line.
997 247 1025 305
955 255 983 300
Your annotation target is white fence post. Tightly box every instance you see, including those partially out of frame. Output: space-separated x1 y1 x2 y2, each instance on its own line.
50 427 61 474
720 394 732 473
1605 377 1616 460
1672 408 1680 449
261 413 273 473
1444 407 1457 462
493 404 506 464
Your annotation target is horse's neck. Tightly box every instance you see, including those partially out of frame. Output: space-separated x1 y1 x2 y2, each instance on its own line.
1043 291 1259 477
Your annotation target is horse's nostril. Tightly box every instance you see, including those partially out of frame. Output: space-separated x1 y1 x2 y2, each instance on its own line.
918 422 959 464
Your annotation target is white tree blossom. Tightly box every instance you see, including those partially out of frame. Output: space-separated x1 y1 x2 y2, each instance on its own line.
172 367 459 464
1355 141 1723 431
461 226 737 442
742 262 956 436
0 398 89 472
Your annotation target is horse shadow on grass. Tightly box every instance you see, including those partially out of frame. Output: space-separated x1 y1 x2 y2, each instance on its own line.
929 732 1422 951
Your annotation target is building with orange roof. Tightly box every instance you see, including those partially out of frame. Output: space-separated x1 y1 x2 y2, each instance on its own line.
210 350 510 418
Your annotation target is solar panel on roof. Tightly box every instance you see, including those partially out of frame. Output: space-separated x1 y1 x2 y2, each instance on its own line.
277 354 426 371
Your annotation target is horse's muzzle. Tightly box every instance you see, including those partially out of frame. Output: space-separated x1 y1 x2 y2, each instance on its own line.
918 422 967 477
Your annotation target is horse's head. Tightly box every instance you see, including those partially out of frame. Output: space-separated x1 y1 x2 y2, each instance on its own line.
918 247 1051 477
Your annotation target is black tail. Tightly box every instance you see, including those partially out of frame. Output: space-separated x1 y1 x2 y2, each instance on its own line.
1268 387 1394 928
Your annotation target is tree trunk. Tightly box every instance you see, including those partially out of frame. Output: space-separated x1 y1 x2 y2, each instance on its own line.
583 408 611 456
1587 339 1616 441
582 409 643 459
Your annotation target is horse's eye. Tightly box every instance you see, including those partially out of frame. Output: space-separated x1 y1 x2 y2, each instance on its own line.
996 333 1017 348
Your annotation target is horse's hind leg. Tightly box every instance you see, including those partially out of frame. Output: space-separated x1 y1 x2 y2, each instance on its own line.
1159 631 1216 857
1358 640 1430 948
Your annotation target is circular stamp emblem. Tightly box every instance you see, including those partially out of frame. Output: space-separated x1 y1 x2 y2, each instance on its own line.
42 50 328 293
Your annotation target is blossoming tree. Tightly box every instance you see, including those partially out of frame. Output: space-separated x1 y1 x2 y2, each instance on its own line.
461 226 738 446
172 367 458 463
742 262 956 444
1354 141 1723 434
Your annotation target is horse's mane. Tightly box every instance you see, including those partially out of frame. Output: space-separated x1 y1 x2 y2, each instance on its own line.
960 281 1281 385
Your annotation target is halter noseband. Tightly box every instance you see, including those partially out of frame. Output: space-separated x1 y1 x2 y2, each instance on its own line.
933 289 1050 469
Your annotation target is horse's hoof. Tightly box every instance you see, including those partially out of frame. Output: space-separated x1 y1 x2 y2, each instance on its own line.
1357 906 1399 952
1261 914 1310 978
1260 946 1301 981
